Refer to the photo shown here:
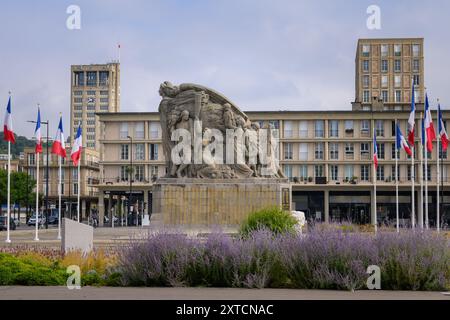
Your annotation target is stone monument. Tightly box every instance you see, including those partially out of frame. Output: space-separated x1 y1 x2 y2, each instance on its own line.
152 81 291 226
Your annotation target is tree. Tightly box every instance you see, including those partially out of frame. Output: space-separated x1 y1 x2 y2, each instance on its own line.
0 169 37 217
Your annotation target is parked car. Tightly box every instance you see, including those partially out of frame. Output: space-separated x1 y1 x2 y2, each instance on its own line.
47 209 59 225
0 216 16 231
27 213 46 226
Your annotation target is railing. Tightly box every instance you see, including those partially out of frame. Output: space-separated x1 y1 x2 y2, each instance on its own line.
99 176 158 185
288 176 450 185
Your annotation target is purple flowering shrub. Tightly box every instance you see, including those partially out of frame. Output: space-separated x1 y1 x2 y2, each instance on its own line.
117 229 449 290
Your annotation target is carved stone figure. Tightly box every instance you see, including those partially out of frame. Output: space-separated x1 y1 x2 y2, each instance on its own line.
157 81 283 179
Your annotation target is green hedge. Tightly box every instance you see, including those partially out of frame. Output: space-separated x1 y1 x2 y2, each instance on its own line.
240 207 297 237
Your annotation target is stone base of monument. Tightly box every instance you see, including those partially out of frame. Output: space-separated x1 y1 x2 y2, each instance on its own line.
152 178 291 226
61 218 93 254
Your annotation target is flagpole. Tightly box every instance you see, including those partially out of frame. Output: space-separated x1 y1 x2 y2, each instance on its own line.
411 144 415 230
424 96 429 230
419 115 424 229
57 155 62 239
77 157 80 223
34 152 40 241
373 128 377 234
6 140 11 243
436 100 440 233
395 119 399 233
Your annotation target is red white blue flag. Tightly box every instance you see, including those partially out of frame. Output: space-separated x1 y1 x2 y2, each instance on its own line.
408 79 416 146
424 94 436 152
373 130 378 169
438 104 449 152
51 115 67 158
3 96 15 143
71 124 82 166
34 108 42 154
396 124 412 156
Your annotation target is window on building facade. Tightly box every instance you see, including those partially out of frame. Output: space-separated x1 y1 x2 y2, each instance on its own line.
377 143 385 159
298 121 308 138
329 120 339 137
394 75 401 87
86 90 96 95
345 120 354 134
315 142 324 160
284 143 293 160
314 165 324 178
74 90 83 96
86 72 97 86
363 75 369 88
150 144 158 160
363 90 370 103
315 120 324 138
99 71 109 86
394 59 402 72
344 165 354 180
377 166 385 181
412 44 420 57
345 143 354 159
361 165 369 181
330 143 339 160
100 105 109 111
375 120 384 136
134 165 144 182
413 74 420 86
362 45 370 57
87 104 95 111
28 153 35 165
362 60 369 72
382 90 388 102
394 44 402 56
395 90 402 103
120 166 128 181
135 122 145 139
330 165 338 181
360 143 369 158
135 143 145 160
391 165 397 181
151 166 159 178
150 122 160 139
361 120 370 134
299 143 308 160
407 166 416 181
72 168 78 181
100 98 109 103
74 72 84 86
422 164 432 181
391 143 400 160
100 90 109 95
120 144 129 160
283 121 293 138
269 120 279 129
381 60 388 72
120 123 129 139
413 59 420 72
299 165 308 179
381 44 388 57
284 165 293 179
381 75 388 88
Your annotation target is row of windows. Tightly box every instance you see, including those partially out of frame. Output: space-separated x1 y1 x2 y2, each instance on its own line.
362 74 420 89
283 142 446 161
284 164 435 182
119 165 159 181
120 122 160 139
362 59 420 73
73 71 110 86
73 90 109 96
361 44 420 58
73 97 109 103
73 112 96 119
120 144 159 161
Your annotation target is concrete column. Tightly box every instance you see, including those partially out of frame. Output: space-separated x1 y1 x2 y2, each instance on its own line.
144 190 149 214
82 200 86 220
98 191 104 227
108 193 112 224
324 189 329 223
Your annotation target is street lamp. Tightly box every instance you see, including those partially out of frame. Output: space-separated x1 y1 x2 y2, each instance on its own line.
127 135 134 226
28 119 50 229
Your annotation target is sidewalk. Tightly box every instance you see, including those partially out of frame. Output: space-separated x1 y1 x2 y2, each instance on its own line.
0 287 449 300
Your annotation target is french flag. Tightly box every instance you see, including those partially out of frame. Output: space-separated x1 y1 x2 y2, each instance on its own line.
424 94 436 152
373 130 378 169
3 96 15 143
71 124 82 166
438 104 449 152
396 124 412 156
408 79 416 146
51 115 67 158
34 108 42 154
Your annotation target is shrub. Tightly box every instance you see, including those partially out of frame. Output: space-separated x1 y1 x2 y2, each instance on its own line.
239 207 297 236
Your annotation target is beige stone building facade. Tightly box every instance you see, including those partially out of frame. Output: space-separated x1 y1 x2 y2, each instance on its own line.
97 110 450 227
70 63 120 149
353 38 424 112
21 146 100 219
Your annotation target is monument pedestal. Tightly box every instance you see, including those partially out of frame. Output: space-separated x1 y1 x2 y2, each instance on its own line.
152 178 291 226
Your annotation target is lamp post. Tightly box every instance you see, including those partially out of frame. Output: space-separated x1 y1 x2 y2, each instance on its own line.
127 135 133 226
28 119 49 229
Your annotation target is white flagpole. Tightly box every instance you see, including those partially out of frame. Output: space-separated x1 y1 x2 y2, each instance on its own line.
34 153 40 241
411 143 415 230
77 158 80 223
419 114 424 229
57 155 62 239
395 119 399 233
424 103 429 230
5 141 11 243
436 101 440 233
373 129 377 234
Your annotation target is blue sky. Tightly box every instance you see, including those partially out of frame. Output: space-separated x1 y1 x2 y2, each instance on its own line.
1 0 450 138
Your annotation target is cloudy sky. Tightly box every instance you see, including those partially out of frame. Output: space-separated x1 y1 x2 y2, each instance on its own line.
1 0 450 138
